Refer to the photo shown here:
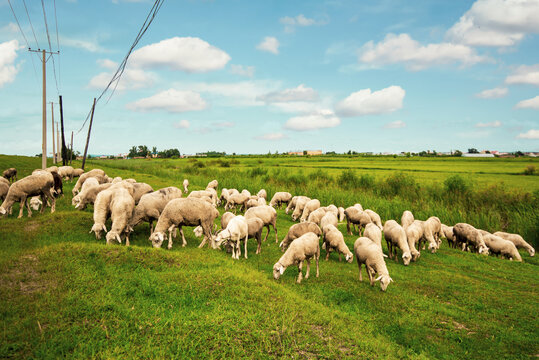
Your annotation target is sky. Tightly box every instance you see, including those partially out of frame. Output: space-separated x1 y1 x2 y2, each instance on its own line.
0 0 538 156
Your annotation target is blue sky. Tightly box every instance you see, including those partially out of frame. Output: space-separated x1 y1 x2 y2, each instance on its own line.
0 0 538 156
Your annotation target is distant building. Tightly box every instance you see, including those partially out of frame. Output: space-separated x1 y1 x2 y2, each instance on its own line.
288 151 303 156
462 153 495 158
306 150 322 155
287 150 322 156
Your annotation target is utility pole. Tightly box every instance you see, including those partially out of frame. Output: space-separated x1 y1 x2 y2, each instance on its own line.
59 96 67 166
81 98 96 170
56 122 61 163
69 131 73 165
50 102 55 164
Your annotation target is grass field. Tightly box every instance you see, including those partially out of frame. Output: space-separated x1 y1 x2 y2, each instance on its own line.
1 155 538 359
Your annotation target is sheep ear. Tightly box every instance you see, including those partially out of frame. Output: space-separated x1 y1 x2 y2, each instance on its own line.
102 224 107 232
389 277 394 283
279 266 285 275
116 234 122 243
382 253 388 258
375 275 382 282
89 229 93 234
75 203 80 209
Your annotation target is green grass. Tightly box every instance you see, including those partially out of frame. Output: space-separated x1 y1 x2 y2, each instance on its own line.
0 155 538 359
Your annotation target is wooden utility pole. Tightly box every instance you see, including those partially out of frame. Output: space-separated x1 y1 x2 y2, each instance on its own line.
50 102 55 164
56 122 61 163
81 98 96 170
69 131 73 165
59 96 67 166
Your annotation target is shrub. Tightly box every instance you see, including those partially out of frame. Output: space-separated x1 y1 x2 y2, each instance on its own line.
249 167 268 177
358 174 375 188
523 165 536 175
337 169 360 189
381 172 418 197
444 174 470 194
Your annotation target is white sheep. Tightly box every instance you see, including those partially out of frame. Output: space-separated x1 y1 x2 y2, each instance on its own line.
269 191 292 209
241 189 251 198
273 232 320 284
307 207 328 225
354 236 393 291
0 180 10 204
322 224 353 262
220 211 236 230
90 187 114 240
401 210 414 230
300 199 321 222
453 223 489 255
105 187 136 246
285 195 309 215
320 212 338 233
214 215 249 259
57 166 75 181
363 223 382 248
344 207 372 235
405 220 423 261
183 179 189 194
383 220 411 265
72 168 84 178
244 205 278 243
72 183 113 210
72 169 106 195
338 207 345 222
257 189 267 200
206 179 218 190
0 172 56 218
441 224 456 248
482 233 523 261
364 209 383 230
493 231 535 257
132 182 154 204
420 216 442 253
280 222 322 251
29 196 43 211
245 198 260 210
129 187 183 234
225 192 249 213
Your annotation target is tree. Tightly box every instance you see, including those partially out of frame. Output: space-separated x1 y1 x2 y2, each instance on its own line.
468 148 479 154
152 146 157 155
128 146 137 158
453 150 463 157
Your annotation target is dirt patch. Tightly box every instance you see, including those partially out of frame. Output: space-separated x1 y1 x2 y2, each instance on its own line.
452 321 469 331
24 222 40 233
0 253 52 294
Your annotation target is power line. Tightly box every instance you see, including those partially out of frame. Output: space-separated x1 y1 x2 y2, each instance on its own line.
41 0 59 96
22 0 40 49
53 0 61 87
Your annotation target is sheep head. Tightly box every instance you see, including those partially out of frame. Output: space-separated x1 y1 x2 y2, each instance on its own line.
273 262 285 280
106 231 122 245
90 223 107 239
411 250 421 262
479 245 489 255
30 198 42 211
149 232 165 248
376 275 393 292
345 252 353 263
402 252 411 266
213 229 230 248
193 226 204 238
428 242 438 254
528 248 535 257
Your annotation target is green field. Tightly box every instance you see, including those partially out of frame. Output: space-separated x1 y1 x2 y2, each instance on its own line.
1 155 538 359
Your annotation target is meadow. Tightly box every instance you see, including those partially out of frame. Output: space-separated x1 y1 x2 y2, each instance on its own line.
0 154 538 359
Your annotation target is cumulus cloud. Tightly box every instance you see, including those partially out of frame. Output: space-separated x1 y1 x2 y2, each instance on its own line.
179 81 280 107
257 84 319 103
505 64 539 86
229 64 255 78
516 129 539 139
61 36 108 53
130 37 230 73
88 58 155 91
446 0 539 47
174 120 190 129
475 87 508 99
475 120 502 127
515 95 539 109
0 40 22 88
256 37 279 54
255 132 288 140
284 109 340 131
384 120 406 129
127 89 207 113
335 86 405 117
280 14 325 32
359 33 489 71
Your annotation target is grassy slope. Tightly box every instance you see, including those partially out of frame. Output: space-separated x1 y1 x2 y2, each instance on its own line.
0 155 538 359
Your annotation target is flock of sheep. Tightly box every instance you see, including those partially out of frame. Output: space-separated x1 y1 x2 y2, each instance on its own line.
1 165 535 292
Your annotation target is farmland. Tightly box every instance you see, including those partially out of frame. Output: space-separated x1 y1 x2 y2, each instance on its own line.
0 154 538 359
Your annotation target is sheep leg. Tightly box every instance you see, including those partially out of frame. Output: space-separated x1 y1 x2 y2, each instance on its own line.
244 235 248 259
263 225 270 242
18 196 27 218
346 219 352 235
125 234 130 247
44 189 56 214
25 198 32 218
305 259 310 279
315 252 319 278
325 243 330 261
296 261 303 284
256 233 262 254
357 261 363 281
149 220 153 235
273 222 278 243
367 265 375 286
179 226 187 247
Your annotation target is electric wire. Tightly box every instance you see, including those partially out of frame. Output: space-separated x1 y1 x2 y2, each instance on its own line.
41 0 60 96
22 0 40 49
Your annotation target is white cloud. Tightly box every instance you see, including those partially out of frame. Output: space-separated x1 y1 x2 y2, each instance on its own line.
174 120 190 129
127 89 208 113
255 132 288 140
475 120 502 127
446 0 539 47
130 37 230 73
516 129 539 139
335 86 405 117
229 64 255 78
475 87 508 99
384 120 406 129
284 109 340 131
280 14 326 32
505 64 539 86
257 84 319 103
61 36 108 53
0 40 21 88
515 95 539 109
359 33 489 71
256 37 279 55
88 59 155 91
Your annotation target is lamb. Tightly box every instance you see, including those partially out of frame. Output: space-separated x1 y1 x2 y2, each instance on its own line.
453 223 489 255
354 237 393 291
344 207 372 235
363 223 382 248
149 198 219 249
244 205 278 243
493 231 535 257
57 166 74 181
280 222 321 251
129 187 183 234
273 232 320 284
220 188 239 205
257 189 267 200
132 182 154 204
364 209 383 230
72 168 84 178
72 169 106 195
405 220 423 261
3 168 17 183
183 179 189 194
307 207 327 225
225 192 249 213
0 172 56 218
383 220 412 265
291 197 311 221
206 179 218 190
401 210 414 230
105 187 136 246
72 183 113 210
441 224 456 248
300 199 321 222
213 215 249 259
320 212 338 233
269 191 292 209
482 233 523 261
322 224 353 262
257 197 266 206
420 216 442 253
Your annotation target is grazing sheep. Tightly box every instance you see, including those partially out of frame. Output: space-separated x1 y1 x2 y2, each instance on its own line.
90 187 115 240
338 207 345 222
291 197 311 221
354 237 393 291
0 180 9 203
257 189 267 200
364 209 383 230
405 220 423 261
320 212 338 234
29 196 42 211
285 195 310 214
245 198 260 210
383 220 412 265
241 189 251 198
280 222 322 251
207 179 218 190
189 189 216 203
322 224 353 262
420 216 442 253
81 177 100 193
105 187 136 246
244 205 278 243
72 169 106 195
129 187 183 234
72 183 113 210
482 233 523 261
307 207 328 225
300 199 321 222
183 179 189 194
214 215 249 259
344 207 372 235
225 192 249 213
324 204 339 216
354 203 363 211
0 177 9 186
57 166 74 181
453 223 489 255
220 211 236 230
401 210 414 230
132 182 154 204
363 223 382 248
205 187 219 205
269 191 292 209
3 168 17 183
257 197 266 206
45 166 58 173
72 169 84 179
441 224 456 248
273 232 320 284
149 198 219 249
0 172 56 218
493 231 535 257
247 217 265 255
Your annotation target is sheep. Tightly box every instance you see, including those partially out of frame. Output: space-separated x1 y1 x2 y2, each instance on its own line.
244 205 278 243
257 189 267 200
105 187 136 246
405 220 423 261
245 198 260 210
307 207 327 225
257 197 266 206
206 179 218 190
111 177 123 184
280 222 321 251
205 187 219 205
291 197 311 221
57 166 74 181
0 177 9 186
300 199 321 222
354 237 393 291
213 215 249 259
364 209 383 230
401 210 414 230
72 169 106 195
247 217 265 255
273 232 320 284
320 212 338 234
354 203 363 211
132 182 154 204
72 183 113 210
241 189 251 198
129 186 183 234
441 224 456 248
72 169 84 178
225 192 249 213
285 195 309 214
269 191 293 209
338 207 345 222
90 187 115 240
322 224 353 262
363 223 382 248
420 216 442 253
29 196 42 211
0 172 56 218
188 189 215 202
149 198 219 249
482 233 523 261
344 207 372 235
31 169 63 198
3 168 17 183
383 220 412 265
183 179 189 194
80 177 100 194
220 188 239 205
493 231 535 257
0 180 9 203
453 223 489 255
220 211 235 230
45 166 58 173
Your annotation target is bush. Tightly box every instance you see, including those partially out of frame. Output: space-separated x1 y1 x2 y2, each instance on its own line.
381 173 418 197
523 165 536 175
444 174 471 194
358 174 375 188
337 169 360 189
249 167 268 177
